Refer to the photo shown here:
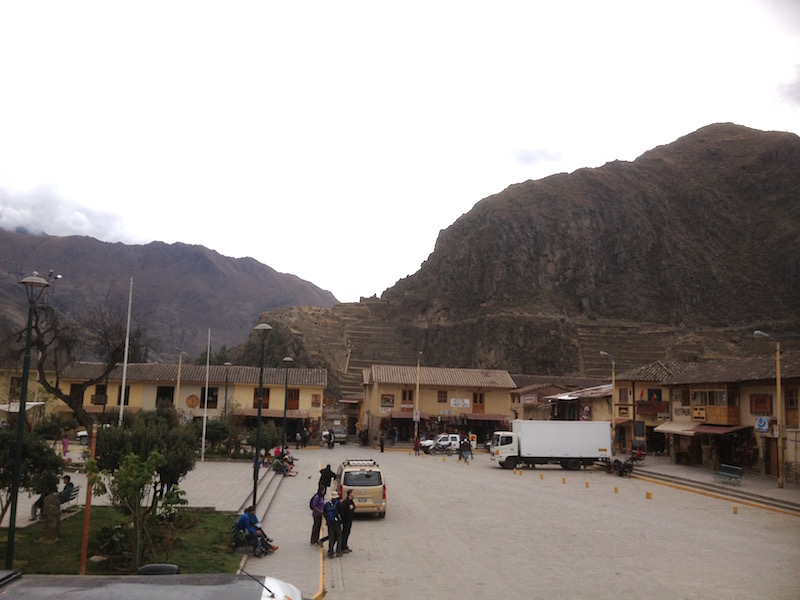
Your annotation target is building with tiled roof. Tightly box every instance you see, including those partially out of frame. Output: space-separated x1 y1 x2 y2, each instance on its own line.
49 361 327 434
361 365 516 445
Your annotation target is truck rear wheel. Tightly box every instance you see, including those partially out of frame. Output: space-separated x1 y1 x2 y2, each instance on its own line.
560 459 581 470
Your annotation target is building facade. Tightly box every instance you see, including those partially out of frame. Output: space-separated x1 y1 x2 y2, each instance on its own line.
360 365 517 445
2 362 327 440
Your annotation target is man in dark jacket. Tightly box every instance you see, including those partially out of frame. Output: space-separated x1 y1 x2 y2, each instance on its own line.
340 489 356 553
318 464 335 490
324 490 343 558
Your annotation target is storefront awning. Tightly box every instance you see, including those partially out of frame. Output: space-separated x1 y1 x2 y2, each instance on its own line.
236 409 311 418
390 411 429 420
653 421 698 436
692 424 751 435
614 418 632 427
466 413 506 421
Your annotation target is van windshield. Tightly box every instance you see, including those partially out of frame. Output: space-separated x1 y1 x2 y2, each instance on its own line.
344 471 382 486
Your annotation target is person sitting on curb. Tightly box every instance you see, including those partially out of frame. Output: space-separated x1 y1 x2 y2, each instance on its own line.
248 507 278 554
236 506 277 557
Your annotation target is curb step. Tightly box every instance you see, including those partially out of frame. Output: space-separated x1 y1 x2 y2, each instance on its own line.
635 468 800 515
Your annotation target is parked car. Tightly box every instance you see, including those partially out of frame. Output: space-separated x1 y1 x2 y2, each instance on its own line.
419 433 460 454
335 458 386 518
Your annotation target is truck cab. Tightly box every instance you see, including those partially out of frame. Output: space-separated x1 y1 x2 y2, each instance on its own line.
420 433 460 453
490 431 515 465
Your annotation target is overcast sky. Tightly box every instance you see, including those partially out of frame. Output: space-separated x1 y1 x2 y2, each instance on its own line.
1 1 798 303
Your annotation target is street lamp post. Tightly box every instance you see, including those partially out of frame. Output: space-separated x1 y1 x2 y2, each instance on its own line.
754 330 784 488
414 351 421 442
5 273 49 570
175 349 187 408
223 362 231 420
253 323 272 507
600 351 616 454
281 356 294 451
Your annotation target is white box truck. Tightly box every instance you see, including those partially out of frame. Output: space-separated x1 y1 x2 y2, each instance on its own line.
490 420 611 470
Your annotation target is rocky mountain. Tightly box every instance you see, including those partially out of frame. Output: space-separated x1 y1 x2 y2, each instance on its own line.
0 231 337 358
256 124 800 397
2 123 798 392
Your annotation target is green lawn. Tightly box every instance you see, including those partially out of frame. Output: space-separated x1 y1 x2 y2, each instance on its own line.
0 506 243 575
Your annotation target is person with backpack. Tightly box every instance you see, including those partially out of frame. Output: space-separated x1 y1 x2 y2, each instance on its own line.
323 490 343 558
310 486 325 545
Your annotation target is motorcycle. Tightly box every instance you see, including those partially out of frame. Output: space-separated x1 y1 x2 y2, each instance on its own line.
428 442 454 456
607 449 644 477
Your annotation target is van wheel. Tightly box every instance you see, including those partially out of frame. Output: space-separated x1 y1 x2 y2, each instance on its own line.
378 512 386 518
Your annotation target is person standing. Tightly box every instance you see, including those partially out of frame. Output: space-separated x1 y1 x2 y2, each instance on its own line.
380 430 385 453
340 489 356 553
61 435 69 457
295 431 302 450
310 486 325 545
414 436 420 456
324 490 343 558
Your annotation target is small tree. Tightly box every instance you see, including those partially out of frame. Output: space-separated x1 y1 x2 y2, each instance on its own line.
201 419 231 455
90 450 166 568
94 406 198 509
0 429 64 523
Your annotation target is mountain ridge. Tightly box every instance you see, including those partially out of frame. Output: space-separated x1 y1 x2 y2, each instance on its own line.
0 230 338 357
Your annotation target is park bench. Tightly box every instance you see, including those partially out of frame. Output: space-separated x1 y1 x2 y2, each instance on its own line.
712 464 743 485
61 485 81 511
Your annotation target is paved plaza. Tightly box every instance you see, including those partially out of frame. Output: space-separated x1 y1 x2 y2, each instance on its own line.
248 446 800 600
4 443 800 599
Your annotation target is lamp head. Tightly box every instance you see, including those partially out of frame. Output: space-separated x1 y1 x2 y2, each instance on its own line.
282 356 294 366
754 330 776 343
19 274 50 303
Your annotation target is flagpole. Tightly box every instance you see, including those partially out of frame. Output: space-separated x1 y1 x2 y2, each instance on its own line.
201 328 211 462
118 278 133 426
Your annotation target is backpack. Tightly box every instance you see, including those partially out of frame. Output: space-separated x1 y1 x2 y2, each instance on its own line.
309 493 318 510
324 499 339 522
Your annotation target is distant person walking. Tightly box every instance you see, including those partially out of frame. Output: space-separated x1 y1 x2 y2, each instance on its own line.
310 486 325 545
414 436 420 456
340 489 356 553
296 431 302 450
380 431 385 453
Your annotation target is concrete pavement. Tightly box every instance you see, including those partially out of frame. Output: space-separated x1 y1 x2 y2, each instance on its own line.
5 442 799 599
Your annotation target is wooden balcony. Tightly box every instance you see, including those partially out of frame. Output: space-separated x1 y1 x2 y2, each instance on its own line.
704 405 741 426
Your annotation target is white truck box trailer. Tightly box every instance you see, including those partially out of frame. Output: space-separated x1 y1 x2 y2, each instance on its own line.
490 419 611 470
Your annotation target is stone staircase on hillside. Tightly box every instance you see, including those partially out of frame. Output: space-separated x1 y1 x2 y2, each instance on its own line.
576 322 678 377
332 303 419 399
